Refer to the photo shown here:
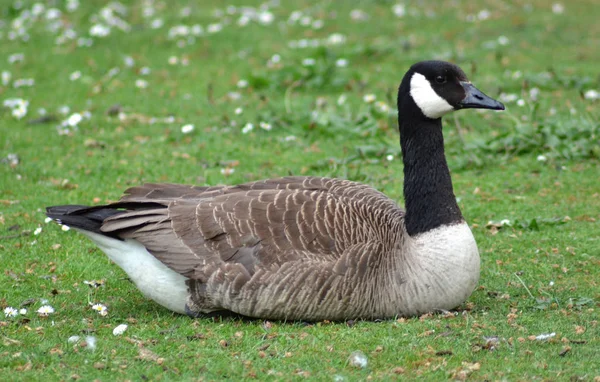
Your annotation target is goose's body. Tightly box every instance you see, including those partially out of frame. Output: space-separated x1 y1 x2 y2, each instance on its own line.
47 61 504 320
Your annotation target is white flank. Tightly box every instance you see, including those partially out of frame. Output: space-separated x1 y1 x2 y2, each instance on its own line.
409 72 454 119
400 222 480 314
78 230 188 314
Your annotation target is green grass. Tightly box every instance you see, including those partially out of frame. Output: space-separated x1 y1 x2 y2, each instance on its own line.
1 0 599 380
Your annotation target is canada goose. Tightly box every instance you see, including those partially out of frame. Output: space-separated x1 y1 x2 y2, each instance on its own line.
47 60 504 321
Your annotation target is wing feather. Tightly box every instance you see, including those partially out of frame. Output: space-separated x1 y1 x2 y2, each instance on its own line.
100 176 404 285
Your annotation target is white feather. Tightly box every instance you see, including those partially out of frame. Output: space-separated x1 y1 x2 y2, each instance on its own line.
410 72 454 119
400 222 480 314
77 230 188 314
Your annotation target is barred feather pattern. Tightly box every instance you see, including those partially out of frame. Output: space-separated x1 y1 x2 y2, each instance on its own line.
99 176 427 320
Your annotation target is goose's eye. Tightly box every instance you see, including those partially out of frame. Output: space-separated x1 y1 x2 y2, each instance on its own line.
435 76 446 84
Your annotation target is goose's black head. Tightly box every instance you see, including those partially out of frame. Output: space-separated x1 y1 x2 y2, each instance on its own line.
398 60 505 121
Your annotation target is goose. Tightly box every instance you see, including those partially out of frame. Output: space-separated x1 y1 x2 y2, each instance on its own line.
47 60 504 321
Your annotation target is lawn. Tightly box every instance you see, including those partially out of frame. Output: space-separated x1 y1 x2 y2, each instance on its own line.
1 0 599 380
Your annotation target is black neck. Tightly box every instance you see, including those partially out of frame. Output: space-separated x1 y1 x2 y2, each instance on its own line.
398 99 463 236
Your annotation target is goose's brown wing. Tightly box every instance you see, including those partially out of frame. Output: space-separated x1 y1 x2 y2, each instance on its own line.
101 176 404 279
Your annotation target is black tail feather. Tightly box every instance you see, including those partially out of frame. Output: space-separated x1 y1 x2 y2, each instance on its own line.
46 205 125 238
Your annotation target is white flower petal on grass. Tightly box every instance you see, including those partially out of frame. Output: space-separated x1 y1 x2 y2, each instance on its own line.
4 98 29 120
191 25 203 35
135 79 148 89
37 305 55 316
13 78 35 88
207 23 222 34
67 0 80 12
350 9 369 21
67 335 80 343
517 99 525 107
124 56 135 67
228 91 241 100
237 79 248 88
499 93 518 103
90 24 110 37
180 6 192 17
289 11 302 22
552 3 564 14
91 303 108 316
151 18 164 29
348 350 368 368
259 122 272 131
113 324 128 336
584 90 599 100
386 155 394 161
258 11 274 25
61 225 70 231
69 71 82 81
497 36 509 45
12 106 28 120
4 307 18 318
535 332 556 341
392 4 406 17
46 8 62 20
537 155 547 162
220 168 235 176
168 25 189 39
181 124 194 134
77 37 94 47
8 53 25 64
34 227 42 235
268 54 281 65
529 87 540 101
335 59 348 68
107 67 120 78
326 33 346 45
478 9 491 20
238 15 251 26
32 3 46 16
234 107 243 115
301 17 314 27
85 336 97 351
241 123 254 134
302 58 316 66
66 113 83 127
363 94 376 103
375 101 391 113
1 71 11 86
19 308 27 315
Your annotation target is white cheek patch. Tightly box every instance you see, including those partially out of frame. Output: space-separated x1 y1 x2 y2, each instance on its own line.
409 72 454 119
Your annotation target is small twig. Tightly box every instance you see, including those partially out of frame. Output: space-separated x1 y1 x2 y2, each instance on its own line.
0 231 31 240
207 83 214 105
513 272 536 300
284 80 303 114
453 114 466 145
